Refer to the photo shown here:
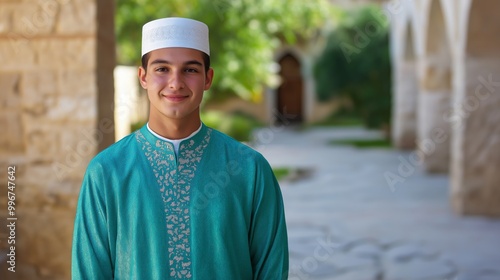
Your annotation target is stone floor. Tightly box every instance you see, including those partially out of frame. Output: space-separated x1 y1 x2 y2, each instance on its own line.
253 126 500 280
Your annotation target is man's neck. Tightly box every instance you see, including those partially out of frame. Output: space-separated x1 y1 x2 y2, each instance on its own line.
148 115 201 140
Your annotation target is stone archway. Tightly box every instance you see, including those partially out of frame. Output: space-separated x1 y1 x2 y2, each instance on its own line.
450 0 500 216
276 53 304 124
416 0 452 173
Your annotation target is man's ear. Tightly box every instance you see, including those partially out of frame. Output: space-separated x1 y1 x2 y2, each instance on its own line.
138 67 147 89
204 68 214 91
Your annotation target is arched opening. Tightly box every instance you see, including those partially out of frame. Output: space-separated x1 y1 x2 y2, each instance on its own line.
451 0 500 216
466 0 500 57
276 53 303 124
424 0 451 90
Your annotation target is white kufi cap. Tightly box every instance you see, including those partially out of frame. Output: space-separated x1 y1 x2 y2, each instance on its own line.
141 17 210 57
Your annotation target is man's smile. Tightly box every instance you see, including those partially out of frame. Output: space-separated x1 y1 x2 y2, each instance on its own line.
161 94 189 103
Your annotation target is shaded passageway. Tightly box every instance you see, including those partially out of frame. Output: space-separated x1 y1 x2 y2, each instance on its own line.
254 127 500 280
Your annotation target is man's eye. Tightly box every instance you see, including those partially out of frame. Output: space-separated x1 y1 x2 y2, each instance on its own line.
185 68 198 73
155 67 168 72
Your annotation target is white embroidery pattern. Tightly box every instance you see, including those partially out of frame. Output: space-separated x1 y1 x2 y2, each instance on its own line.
135 128 212 279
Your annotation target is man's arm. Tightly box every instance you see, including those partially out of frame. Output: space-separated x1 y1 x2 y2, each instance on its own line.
249 156 289 280
71 162 113 279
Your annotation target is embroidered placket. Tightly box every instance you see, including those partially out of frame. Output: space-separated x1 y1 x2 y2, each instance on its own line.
135 129 212 278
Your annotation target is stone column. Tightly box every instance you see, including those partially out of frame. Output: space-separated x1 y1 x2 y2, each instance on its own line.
416 57 452 173
451 0 500 217
0 0 115 278
415 0 452 173
393 59 418 150
391 4 418 150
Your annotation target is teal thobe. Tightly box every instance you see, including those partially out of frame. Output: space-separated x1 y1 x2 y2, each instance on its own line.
71 124 288 279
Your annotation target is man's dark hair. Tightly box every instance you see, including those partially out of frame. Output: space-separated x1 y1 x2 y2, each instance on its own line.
141 52 211 74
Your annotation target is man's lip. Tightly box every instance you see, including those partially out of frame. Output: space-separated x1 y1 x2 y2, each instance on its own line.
162 95 189 102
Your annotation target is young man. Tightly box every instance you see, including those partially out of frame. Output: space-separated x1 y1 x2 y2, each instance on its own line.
71 17 289 279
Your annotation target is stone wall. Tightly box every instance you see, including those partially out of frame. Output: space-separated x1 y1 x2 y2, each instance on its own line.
450 0 500 217
451 59 500 217
0 0 115 279
391 0 500 216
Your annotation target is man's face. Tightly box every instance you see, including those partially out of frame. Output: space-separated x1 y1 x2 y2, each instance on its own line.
138 47 213 124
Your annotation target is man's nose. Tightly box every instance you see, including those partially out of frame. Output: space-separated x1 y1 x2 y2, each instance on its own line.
168 71 185 90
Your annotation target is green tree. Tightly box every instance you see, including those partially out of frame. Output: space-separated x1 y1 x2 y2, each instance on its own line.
313 6 392 129
116 0 337 102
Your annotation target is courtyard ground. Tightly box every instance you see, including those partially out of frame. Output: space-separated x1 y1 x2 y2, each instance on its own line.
253 126 500 280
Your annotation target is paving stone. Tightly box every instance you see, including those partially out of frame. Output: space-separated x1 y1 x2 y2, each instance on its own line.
287 224 329 240
348 241 383 259
288 262 339 280
384 258 456 280
327 267 381 280
259 127 500 280
324 253 377 270
385 243 435 262
456 269 500 280
289 240 328 258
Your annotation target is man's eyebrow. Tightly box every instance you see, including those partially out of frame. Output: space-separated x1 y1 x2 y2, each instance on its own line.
150 59 203 67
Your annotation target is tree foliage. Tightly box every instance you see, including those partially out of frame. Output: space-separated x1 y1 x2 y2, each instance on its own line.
116 0 336 102
313 6 392 129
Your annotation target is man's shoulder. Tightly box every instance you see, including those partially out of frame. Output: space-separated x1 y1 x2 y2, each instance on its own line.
88 131 138 168
208 127 267 163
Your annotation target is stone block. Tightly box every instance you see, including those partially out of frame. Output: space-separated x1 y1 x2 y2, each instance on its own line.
53 124 97 182
0 39 36 71
58 70 96 97
24 126 60 162
47 95 97 122
57 0 96 35
54 69 99 123
0 72 21 110
21 71 58 116
0 112 25 154
34 38 96 70
11 1 57 37
17 174 80 211
17 206 75 280
0 3 16 35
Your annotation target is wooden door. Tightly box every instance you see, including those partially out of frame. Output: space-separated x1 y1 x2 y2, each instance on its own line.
277 53 303 124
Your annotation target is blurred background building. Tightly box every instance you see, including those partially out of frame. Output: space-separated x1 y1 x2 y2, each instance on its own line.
0 0 498 279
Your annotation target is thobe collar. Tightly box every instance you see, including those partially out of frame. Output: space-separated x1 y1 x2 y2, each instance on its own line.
146 122 203 155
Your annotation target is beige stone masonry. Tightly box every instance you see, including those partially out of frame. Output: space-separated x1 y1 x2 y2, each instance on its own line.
392 0 500 216
393 61 418 149
451 59 500 217
0 0 115 278
416 88 451 172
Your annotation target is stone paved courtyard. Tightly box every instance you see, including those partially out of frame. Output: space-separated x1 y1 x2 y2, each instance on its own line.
253 127 500 280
